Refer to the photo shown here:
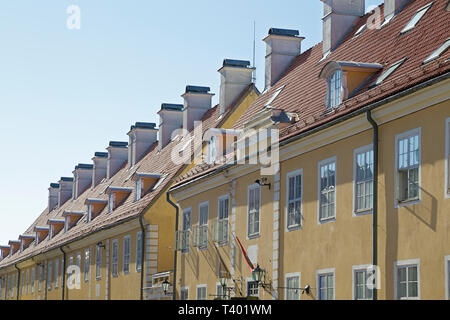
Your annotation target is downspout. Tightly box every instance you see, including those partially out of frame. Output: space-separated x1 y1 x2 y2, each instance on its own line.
367 110 378 301
14 264 20 300
166 191 179 301
60 246 66 300
138 216 146 300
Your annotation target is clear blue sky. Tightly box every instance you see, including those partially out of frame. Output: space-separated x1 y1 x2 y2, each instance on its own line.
0 0 382 245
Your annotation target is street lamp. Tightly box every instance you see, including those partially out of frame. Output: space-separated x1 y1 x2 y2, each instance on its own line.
219 275 228 288
252 265 265 284
162 279 171 295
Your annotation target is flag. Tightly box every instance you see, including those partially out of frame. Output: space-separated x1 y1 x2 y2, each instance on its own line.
235 235 254 271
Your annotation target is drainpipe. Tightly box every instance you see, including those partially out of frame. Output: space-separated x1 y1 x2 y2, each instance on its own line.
166 191 179 301
60 246 66 300
367 110 378 301
14 264 20 300
139 215 146 300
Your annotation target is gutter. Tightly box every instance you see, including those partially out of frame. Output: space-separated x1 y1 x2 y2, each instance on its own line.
367 110 378 301
60 246 66 300
138 216 146 300
166 191 179 301
14 264 20 300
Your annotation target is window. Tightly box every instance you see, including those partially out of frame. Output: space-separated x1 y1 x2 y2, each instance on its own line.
31 268 35 294
264 86 284 108
25 270 29 295
354 146 374 213
401 2 433 34
208 136 217 164
328 70 342 108
47 261 52 290
54 259 59 288
180 287 189 300
424 39 450 64
198 203 209 249
371 58 406 87
396 128 421 205
247 184 261 237
197 285 207 300
123 236 131 274
445 256 450 300
136 231 143 272
95 245 102 280
76 252 81 286
317 270 335 300
11 274 15 298
446 118 450 197
285 274 300 300
217 195 229 244
21 271 24 296
394 260 420 300
319 158 337 222
216 283 225 300
179 208 191 253
38 264 42 292
247 280 259 298
135 178 142 201
286 170 302 229
86 204 92 223
353 267 374 300
112 240 119 277
84 249 90 282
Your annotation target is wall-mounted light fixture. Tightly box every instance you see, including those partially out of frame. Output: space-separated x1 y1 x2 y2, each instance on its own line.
96 241 106 249
255 178 271 190
162 279 173 295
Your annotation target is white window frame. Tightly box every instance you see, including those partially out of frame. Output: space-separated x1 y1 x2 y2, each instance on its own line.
445 118 450 199
108 193 115 213
285 272 301 300
394 127 422 208
135 178 142 201
216 282 225 300
95 244 102 280
198 201 209 250
76 252 81 286
316 268 335 300
318 157 337 224
246 277 260 298
353 145 374 216
424 38 450 64
247 184 261 239
47 261 52 291
136 231 143 272
180 286 189 300
31 267 35 294
400 2 433 34
196 284 207 300
111 239 119 277
327 70 342 109
38 264 42 292
123 235 131 274
180 208 192 254
445 255 450 300
352 264 374 300
285 169 303 231
54 259 59 289
217 194 230 245
394 259 420 300
84 248 90 282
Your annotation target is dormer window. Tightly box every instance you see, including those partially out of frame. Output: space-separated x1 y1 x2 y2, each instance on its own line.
48 219 65 239
320 61 383 108
34 226 49 245
329 70 342 109
19 235 35 251
85 198 108 222
132 173 162 201
63 211 85 232
106 187 133 212
8 241 21 255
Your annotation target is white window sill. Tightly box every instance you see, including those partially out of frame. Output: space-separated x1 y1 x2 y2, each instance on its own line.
353 208 373 217
247 233 260 240
286 224 302 232
396 198 420 208
319 216 336 224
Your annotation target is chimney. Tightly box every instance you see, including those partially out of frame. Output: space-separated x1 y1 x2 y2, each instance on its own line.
48 183 59 213
72 164 94 200
92 152 108 188
264 28 304 89
218 59 254 115
127 122 158 167
384 0 404 19
106 141 128 180
182 86 214 132
58 177 74 206
158 104 184 151
321 0 365 55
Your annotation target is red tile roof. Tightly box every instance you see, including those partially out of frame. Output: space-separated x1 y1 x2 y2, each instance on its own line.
0 84 257 268
172 0 450 188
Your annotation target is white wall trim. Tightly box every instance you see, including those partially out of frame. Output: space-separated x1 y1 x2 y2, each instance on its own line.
393 258 421 300
394 127 422 209
351 264 373 300
317 156 337 225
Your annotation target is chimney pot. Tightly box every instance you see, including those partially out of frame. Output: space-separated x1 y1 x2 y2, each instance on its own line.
106 141 128 179
182 86 214 132
127 122 158 167
158 104 184 151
